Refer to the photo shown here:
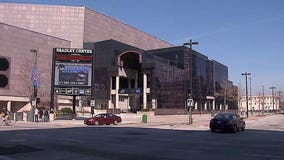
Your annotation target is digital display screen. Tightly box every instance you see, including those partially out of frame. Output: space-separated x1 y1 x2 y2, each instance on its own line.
54 63 92 86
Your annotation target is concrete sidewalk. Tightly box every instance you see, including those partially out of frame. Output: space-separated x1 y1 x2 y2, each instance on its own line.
1 113 277 131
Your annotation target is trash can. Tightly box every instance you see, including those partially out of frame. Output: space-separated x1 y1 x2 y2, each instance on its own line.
142 114 147 123
14 112 23 121
27 110 34 122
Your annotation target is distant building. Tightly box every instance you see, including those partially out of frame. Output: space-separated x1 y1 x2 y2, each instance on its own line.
239 95 280 112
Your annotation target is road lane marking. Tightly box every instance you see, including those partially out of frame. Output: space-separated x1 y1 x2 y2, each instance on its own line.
242 153 281 158
0 156 18 160
8 139 26 142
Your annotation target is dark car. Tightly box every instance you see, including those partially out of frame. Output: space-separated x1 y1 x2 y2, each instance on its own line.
84 113 122 125
210 112 245 133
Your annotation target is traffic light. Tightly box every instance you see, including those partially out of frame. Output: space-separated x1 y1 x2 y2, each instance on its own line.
0 57 10 88
91 106 94 115
36 97 40 104
34 87 38 98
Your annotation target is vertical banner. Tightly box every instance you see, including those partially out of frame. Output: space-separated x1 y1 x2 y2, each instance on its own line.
33 68 39 87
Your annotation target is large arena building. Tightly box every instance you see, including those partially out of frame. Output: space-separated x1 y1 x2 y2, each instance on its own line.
0 3 237 118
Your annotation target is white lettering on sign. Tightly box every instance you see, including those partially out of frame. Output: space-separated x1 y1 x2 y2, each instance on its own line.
187 99 194 107
56 48 93 54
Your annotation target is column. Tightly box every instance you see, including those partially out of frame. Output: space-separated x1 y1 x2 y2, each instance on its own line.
135 72 138 88
195 102 198 110
115 76 119 112
143 73 147 110
204 102 207 110
213 100 215 110
128 78 131 88
108 100 112 109
7 101 11 112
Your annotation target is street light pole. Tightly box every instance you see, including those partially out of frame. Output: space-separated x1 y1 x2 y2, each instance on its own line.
269 86 276 111
277 91 282 111
249 77 252 114
241 72 251 118
30 49 38 108
262 86 265 113
183 39 199 125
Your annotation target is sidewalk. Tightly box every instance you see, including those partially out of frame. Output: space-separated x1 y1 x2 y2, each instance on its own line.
1 112 277 131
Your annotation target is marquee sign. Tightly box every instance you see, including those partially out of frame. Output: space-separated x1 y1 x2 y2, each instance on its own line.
52 48 94 96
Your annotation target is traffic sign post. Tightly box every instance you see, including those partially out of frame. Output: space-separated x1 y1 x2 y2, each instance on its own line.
187 98 194 125
90 100 95 117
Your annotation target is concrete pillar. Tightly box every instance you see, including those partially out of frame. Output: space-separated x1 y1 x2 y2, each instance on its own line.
135 72 138 88
128 78 131 88
219 104 222 110
108 100 112 109
204 102 207 110
143 74 147 110
213 100 215 110
195 102 198 110
115 76 119 111
7 101 12 112
208 100 211 110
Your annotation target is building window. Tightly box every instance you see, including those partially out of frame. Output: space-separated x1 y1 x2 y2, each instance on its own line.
119 96 124 102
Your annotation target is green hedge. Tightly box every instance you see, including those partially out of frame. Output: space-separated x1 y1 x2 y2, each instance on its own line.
60 107 73 113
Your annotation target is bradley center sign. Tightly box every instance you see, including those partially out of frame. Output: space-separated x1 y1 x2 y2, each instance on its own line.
50 48 94 112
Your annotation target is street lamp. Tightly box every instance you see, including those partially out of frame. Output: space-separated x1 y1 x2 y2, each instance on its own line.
269 86 276 111
183 39 199 125
183 40 199 47
30 49 38 107
241 72 251 118
249 77 252 114
277 91 282 111
262 86 265 113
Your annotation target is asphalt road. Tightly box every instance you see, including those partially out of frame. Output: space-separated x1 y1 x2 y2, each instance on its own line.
0 114 284 160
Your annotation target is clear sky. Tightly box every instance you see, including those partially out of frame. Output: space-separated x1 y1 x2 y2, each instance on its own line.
1 0 284 95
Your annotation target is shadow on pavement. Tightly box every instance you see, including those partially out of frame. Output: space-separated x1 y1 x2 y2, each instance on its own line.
0 126 284 160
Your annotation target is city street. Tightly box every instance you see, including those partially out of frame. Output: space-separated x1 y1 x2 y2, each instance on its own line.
0 114 284 160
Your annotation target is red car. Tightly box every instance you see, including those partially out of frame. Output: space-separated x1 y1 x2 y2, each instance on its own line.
84 113 122 125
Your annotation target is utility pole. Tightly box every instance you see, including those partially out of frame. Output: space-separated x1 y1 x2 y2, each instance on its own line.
183 39 199 125
30 49 38 108
249 77 252 114
241 72 251 118
223 79 227 111
262 86 265 113
269 86 276 111
277 91 282 111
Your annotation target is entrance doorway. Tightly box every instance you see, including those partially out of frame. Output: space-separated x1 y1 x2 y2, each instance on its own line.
115 51 143 112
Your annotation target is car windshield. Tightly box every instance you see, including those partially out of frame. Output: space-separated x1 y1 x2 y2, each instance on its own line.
214 114 233 120
95 114 103 118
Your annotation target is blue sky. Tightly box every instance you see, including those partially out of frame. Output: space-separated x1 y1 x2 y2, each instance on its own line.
2 0 284 95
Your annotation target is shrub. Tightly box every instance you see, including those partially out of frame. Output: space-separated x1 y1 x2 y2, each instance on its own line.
60 107 73 113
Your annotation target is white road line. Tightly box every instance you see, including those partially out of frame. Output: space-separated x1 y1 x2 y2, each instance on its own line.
0 156 18 160
242 153 281 158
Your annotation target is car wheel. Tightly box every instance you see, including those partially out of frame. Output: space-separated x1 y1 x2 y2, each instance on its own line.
113 120 118 125
232 125 238 133
241 124 246 131
94 121 99 125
